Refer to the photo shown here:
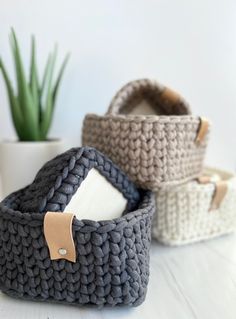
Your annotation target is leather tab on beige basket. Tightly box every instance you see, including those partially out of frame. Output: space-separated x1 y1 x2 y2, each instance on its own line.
162 87 181 104
210 181 228 211
44 212 76 263
196 117 209 144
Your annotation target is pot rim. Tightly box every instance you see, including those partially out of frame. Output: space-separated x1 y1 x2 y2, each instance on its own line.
0 138 63 145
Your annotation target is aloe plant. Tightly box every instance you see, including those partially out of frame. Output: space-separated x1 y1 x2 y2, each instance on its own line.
0 29 69 141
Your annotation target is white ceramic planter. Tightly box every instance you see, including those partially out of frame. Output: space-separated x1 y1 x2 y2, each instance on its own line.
0 140 64 199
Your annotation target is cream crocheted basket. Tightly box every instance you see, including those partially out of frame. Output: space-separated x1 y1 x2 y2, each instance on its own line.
82 79 210 190
153 167 236 245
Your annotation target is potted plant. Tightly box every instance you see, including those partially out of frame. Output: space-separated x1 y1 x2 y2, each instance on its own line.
0 29 69 197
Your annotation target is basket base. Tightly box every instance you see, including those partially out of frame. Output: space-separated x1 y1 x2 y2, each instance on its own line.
154 230 236 246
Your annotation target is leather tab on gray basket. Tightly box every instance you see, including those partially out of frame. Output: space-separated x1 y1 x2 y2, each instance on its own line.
44 212 76 262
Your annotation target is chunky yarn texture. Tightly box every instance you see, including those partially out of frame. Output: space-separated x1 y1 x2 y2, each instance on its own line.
152 168 236 245
0 147 155 307
82 79 210 190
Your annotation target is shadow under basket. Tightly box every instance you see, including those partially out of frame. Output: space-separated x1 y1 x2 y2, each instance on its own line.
153 167 236 245
0 147 155 307
82 79 210 190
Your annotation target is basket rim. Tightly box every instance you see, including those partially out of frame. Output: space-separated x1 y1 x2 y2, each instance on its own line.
107 78 192 116
156 167 236 194
0 190 154 226
84 113 209 124
154 230 236 246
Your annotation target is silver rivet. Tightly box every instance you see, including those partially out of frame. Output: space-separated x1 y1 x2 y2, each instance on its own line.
58 248 67 256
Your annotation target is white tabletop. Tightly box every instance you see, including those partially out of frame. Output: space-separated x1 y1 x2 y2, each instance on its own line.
0 234 236 319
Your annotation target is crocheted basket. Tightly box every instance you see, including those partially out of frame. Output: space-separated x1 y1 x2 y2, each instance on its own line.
152 167 236 245
82 79 210 190
0 147 155 307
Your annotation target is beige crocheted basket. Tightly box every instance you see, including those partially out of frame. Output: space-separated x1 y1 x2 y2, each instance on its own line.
153 167 236 245
82 79 210 190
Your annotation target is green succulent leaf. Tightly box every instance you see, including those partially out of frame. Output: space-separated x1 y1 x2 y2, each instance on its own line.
53 53 70 104
40 92 53 140
40 54 51 97
30 35 40 118
40 45 57 138
0 29 69 141
10 29 40 140
0 57 24 139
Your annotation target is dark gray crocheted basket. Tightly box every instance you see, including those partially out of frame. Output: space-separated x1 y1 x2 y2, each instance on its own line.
0 147 155 307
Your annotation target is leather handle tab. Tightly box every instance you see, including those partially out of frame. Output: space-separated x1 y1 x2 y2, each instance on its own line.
210 181 228 211
196 117 209 144
44 212 76 263
197 177 228 211
162 87 181 104
197 175 212 184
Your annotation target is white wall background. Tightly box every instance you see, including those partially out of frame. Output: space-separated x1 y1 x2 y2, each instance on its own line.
0 0 236 171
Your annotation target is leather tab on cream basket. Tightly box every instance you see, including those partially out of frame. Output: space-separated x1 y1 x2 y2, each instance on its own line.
44 212 76 263
197 175 212 184
197 177 228 211
210 181 228 211
196 117 209 144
